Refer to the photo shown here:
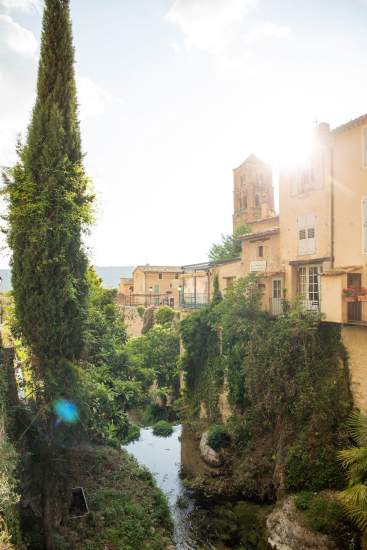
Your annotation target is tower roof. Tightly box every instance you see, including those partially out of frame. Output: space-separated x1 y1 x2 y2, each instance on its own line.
233 153 270 172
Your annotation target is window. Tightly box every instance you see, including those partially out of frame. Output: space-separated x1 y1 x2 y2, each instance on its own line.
273 279 282 299
175 273 179 279
363 128 367 168
159 273 163 279
258 245 264 258
298 214 316 255
298 265 320 310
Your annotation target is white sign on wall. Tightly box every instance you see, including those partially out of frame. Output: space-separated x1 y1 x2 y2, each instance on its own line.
250 260 267 272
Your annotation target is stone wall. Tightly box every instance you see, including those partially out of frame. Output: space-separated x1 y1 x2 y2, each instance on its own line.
122 306 144 338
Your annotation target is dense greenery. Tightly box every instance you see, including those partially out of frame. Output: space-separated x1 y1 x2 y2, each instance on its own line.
339 411 367 541
155 306 175 326
0 355 20 549
208 224 250 262
180 275 352 499
207 424 231 451
152 420 173 437
41 447 172 549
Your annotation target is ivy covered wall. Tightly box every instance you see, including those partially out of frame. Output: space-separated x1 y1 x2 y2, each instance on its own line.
180 276 353 499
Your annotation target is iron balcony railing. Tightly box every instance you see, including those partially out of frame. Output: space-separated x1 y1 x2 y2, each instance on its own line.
120 294 175 307
179 293 209 309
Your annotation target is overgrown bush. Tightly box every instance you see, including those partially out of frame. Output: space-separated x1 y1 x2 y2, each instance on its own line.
137 306 145 318
180 275 352 497
155 306 175 326
207 425 231 451
153 420 173 437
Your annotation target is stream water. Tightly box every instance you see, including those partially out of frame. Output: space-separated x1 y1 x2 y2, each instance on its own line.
124 425 199 549
124 424 270 550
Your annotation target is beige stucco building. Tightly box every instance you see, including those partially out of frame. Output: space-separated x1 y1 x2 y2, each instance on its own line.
278 115 367 412
233 154 274 230
118 265 182 308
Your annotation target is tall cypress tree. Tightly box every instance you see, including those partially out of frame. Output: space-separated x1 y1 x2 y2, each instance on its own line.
6 2 92 546
7 0 92 395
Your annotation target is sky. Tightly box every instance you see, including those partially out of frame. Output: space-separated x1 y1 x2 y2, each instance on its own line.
0 0 367 268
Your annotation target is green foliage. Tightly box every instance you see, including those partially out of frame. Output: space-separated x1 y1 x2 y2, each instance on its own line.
207 424 231 451
211 274 222 306
124 324 180 390
155 306 175 326
122 424 141 444
295 492 354 545
51 447 173 549
180 275 352 496
338 411 367 534
4 0 93 400
143 404 169 425
137 306 145 319
208 224 250 262
152 420 173 437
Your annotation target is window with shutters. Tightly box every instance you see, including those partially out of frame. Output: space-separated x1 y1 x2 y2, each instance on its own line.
297 265 320 310
363 128 367 168
363 197 367 253
298 213 316 255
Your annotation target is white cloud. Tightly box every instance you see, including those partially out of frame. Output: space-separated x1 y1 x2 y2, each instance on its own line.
77 76 122 120
0 14 37 55
165 0 256 54
246 21 290 43
0 0 40 12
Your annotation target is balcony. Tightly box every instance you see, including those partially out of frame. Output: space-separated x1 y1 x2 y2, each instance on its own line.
345 297 367 325
120 294 175 307
179 293 209 309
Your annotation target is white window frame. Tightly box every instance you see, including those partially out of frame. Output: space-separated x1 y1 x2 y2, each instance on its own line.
298 213 316 256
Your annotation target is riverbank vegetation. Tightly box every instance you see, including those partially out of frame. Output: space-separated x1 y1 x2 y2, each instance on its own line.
0 1 173 547
180 274 353 502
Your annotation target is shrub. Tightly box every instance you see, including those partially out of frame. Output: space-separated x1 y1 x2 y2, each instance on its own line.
295 491 314 511
137 306 145 318
143 404 168 425
155 306 175 326
153 420 173 437
122 424 141 444
207 425 231 451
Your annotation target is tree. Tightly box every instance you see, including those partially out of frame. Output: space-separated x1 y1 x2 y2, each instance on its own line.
208 224 250 262
338 411 367 541
211 274 222 305
5 1 92 547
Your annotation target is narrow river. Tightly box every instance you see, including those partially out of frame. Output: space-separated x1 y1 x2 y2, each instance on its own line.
124 424 270 549
124 425 200 549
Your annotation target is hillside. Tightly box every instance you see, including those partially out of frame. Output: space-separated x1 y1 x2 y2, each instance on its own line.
0 266 133 292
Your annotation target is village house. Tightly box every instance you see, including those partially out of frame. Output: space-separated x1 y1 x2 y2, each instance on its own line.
118 265 182 307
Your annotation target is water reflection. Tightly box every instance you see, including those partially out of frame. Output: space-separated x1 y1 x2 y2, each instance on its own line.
124 425 198 549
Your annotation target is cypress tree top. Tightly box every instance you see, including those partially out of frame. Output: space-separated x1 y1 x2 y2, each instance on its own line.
8 0 92 389
29 0 81 166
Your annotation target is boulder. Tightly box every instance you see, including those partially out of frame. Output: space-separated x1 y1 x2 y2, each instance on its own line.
267 497 337 550
200 431 223 467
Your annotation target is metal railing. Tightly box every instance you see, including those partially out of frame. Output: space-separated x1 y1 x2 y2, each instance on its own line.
120 294 175 307
347 300 367 324
179 293 209 309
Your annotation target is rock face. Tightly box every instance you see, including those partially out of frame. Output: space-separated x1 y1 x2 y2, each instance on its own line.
267 497 337 550
199 431 223 467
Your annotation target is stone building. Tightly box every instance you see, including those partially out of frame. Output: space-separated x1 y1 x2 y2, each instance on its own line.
118 265 182 308
233 154 274 230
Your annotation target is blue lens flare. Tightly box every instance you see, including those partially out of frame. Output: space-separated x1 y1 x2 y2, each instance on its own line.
53 399 79 424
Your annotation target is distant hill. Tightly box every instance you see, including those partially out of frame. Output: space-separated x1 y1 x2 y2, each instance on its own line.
0 266 133 292
95 266 133 288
